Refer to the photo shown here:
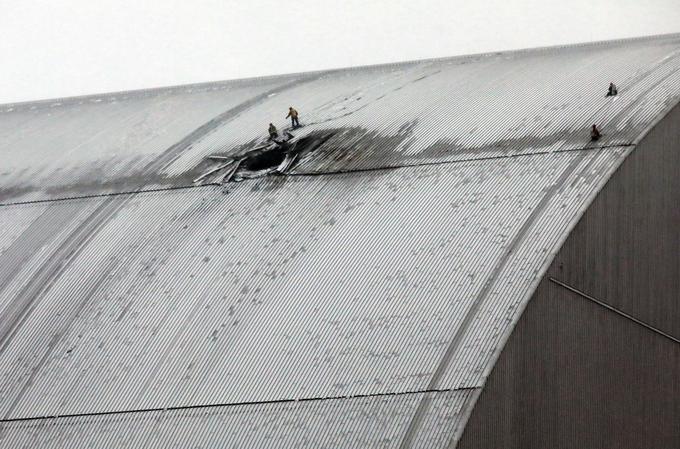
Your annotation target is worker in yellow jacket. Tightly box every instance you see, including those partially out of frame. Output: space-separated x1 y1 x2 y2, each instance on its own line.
286 107 300 128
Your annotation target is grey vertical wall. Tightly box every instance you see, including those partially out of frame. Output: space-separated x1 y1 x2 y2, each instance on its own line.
456 102 680 449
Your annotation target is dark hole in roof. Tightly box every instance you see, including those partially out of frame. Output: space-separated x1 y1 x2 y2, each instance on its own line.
240 147 286 172
233 131 337 179
193 130 341 185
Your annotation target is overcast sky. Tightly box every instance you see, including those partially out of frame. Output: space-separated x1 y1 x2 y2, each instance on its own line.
1 0 679 104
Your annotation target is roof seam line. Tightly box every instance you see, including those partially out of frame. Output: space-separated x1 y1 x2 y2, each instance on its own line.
286 143 633 178
549 277 680 345
0 183 221 208
0 386 480 424
0 143 632 208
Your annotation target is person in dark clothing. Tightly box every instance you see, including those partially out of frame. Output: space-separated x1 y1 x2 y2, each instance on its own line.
286 107 300 128
606 82 618 97
268 123 279 140
590 124 602 141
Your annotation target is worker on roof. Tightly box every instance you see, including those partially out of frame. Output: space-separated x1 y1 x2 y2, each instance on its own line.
286 106 300 128
268 123 279 140
606 82 618 97
590 124 602 141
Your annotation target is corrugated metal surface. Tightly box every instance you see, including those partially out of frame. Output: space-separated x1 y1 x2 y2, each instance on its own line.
0 147 628 437
0 34 679 448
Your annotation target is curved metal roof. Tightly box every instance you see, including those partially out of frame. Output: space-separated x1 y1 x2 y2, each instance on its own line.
0 34 679 448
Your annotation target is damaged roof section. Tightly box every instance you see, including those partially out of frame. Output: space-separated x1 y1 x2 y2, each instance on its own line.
1 34 680 202
193 130 336 185
156 34 680 176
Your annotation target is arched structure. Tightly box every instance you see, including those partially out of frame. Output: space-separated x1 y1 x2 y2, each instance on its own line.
0 34 679 448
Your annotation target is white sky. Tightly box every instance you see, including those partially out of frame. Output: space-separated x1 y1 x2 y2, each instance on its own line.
1 0 679 104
